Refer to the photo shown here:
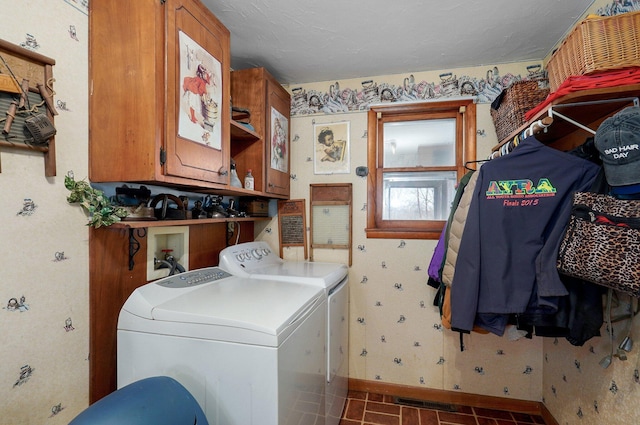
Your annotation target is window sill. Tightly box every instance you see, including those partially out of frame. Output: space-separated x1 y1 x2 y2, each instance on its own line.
365 227 442 240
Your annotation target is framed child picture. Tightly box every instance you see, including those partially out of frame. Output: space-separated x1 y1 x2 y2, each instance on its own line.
177 30 223 149
313 121 350 174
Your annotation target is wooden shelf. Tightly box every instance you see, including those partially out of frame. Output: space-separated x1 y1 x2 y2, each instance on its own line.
111 215 270 229
493 84 640 152
230 120 260 143
202 185 277 198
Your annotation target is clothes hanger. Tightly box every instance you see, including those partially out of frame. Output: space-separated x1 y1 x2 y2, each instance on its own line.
464 159 489 170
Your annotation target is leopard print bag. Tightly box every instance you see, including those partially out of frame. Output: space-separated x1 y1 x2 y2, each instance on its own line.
557 191 640 298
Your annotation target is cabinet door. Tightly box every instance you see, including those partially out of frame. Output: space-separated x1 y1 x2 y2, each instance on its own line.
89 0 165 183
165 0 230 185
265 79 291 197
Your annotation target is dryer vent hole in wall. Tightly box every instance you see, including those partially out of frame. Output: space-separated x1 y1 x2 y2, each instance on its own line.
392 396 458 412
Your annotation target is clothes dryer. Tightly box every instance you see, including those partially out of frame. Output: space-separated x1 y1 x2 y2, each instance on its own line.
117 267 326 425
219 242 349 425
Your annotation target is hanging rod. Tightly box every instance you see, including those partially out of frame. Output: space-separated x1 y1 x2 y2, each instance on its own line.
523 116 554 138
548 97 640 135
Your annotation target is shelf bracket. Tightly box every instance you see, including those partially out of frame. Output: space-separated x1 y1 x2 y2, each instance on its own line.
548 97 640 136
128 228 147 271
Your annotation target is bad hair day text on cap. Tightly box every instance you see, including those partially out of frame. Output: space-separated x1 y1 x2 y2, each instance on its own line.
594 106 640 187
602 143 639 159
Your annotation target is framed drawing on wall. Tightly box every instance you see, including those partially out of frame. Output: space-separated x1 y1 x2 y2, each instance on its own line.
271 107 289 173
314 121 350 174
177 30 222 149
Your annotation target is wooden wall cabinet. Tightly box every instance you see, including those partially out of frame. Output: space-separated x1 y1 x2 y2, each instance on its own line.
89 0 230 189
87 0 294 405
231 67 291 198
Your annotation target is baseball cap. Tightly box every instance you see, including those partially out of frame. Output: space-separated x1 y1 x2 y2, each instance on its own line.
594 106 640 186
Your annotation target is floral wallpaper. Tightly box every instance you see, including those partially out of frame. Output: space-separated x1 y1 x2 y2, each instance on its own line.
268 67 545 403
1 1 89 424
543 294 640 425
258 4 640 425
2 0 638 424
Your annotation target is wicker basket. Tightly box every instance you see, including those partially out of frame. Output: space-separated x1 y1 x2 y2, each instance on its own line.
490 79 550 142
547 11 640 92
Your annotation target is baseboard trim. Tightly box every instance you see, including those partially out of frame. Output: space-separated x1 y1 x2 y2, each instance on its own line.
348 378 558 424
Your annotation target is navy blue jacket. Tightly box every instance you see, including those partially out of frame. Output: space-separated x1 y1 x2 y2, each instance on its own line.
450 136 600 335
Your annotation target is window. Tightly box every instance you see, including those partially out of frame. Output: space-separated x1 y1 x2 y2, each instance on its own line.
366 99 476 239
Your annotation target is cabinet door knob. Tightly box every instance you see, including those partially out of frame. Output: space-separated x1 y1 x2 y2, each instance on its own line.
218 168 228 176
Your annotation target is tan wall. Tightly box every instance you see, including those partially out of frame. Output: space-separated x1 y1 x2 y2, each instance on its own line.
257 3 640 425
2 0 638 424
0 1 89 424
542 2 640 424
260 61 546 403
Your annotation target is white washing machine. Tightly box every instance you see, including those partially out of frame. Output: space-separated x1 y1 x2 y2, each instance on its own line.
219 241 349 425
117 267 326 425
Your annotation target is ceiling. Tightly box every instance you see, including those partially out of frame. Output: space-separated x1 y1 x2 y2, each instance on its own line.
201 0 594 86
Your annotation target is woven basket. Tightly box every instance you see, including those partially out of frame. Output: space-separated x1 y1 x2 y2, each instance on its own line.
490 79 550 142
547 11 640 92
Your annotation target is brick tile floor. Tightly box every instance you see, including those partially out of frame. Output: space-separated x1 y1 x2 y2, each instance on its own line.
339 391 547 425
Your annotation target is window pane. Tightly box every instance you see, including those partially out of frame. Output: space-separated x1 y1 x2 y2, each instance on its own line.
383 119 456 168
382 171 458 220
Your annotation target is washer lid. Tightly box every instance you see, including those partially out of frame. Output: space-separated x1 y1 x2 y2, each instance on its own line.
123 274 323 338
219 242 348 288
248 262 348 288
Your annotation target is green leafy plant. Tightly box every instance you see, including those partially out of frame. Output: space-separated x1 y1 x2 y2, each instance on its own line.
64 171 127 228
